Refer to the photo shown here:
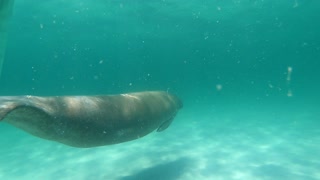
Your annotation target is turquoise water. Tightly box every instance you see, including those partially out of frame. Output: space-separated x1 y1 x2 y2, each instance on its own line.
1 0 320 179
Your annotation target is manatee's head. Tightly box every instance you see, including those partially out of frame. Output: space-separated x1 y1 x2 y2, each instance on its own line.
156 93 183 132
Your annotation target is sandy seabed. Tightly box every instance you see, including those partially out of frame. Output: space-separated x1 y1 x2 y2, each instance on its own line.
1 104 319 180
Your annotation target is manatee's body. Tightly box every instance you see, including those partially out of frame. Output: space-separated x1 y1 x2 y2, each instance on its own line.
0 91 182 148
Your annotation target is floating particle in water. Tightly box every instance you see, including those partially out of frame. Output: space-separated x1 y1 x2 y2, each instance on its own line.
286 66 293 97
287 66 292 81
216 84 223 91
293 0 299 8
287 89 293 97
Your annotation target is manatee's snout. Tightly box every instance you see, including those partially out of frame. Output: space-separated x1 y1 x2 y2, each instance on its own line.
169 93 183 109
156 93 183 132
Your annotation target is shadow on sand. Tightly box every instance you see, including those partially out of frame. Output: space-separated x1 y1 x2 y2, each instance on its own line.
120 157 191 180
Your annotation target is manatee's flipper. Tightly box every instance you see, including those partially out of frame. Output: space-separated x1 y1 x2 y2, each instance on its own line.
0 0 15 77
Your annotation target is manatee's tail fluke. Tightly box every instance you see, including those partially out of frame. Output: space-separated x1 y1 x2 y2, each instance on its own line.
0 0 15 78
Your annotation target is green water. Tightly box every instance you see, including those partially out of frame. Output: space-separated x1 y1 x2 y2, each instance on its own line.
0 0 319 179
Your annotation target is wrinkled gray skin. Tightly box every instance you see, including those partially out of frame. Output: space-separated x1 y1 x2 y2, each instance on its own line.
0 91 182 148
